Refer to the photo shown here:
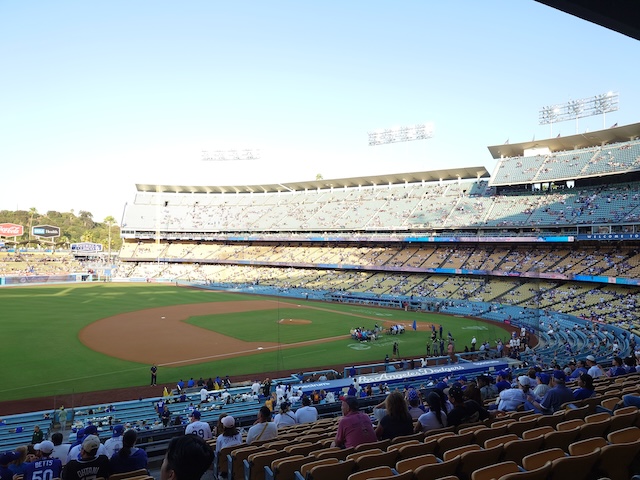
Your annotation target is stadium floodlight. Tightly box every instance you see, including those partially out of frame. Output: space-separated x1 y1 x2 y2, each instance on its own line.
539 91 619 133
368 122 434 146
201 149 261 161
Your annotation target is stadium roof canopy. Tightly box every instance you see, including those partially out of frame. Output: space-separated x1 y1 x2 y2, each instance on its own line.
535 0 640 41
487 122 640 159
136 167 490 195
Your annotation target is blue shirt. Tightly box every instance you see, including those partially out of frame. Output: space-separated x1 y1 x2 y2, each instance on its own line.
540 384 575 413
23 458 62 480
573 387 595 401
109 448 148 474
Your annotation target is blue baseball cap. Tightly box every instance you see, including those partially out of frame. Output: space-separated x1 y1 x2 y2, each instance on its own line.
112 424 124 437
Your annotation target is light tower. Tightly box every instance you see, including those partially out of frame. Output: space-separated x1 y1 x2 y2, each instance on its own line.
539 91 619 135
368 122 434 146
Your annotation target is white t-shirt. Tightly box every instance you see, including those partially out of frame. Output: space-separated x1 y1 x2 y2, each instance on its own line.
274 412 297 428
51 444 71 466
104 436 123 458
185 420 213 440
295 406 318 424
245 422 278 444
416 410 448 432
215 433 242 454
588 365 604 378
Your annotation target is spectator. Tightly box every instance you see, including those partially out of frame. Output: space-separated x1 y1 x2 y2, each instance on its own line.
246 407 277 445
295 396 318 424
184 411 212 440
406 389 426 420
0 452 19 480
32 426 44 445
214 415 241 478
525 370 574 414
533 372 551 399
50 433 71 466
415 392 448 433
63 435 110 480
496 376 530 412
104 425 124 458
375 391 413 440
446 384 491 428
586 355 604 378
109 430 148 474
273 402 296 429
24 441 62 480
159 435 214 480
332 396 377 449
572 373 595 401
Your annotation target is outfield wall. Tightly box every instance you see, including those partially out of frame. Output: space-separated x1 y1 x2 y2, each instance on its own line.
0 273 93 286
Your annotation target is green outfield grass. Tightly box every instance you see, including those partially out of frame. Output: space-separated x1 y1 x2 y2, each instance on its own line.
0 283 512 402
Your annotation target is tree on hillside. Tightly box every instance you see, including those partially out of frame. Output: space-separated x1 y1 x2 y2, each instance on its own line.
78 210 94 228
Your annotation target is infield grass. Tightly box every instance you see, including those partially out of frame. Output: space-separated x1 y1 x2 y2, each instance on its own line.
0 283 511 402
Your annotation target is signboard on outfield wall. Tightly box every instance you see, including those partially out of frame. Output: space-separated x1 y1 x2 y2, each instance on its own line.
71 242 103 252
32 225 61 238
0 223 24 237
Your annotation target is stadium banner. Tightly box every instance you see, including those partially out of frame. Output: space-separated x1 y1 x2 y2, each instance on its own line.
71 242 104 253
404 236 574 243
4 274 77 285
578 233 640 241
0 223 24 237
32 225 61 238
293 359 508 395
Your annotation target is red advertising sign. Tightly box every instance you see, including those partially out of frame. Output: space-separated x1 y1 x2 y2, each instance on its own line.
0 223 24 237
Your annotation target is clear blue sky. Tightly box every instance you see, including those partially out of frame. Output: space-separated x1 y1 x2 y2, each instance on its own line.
1 1 638 223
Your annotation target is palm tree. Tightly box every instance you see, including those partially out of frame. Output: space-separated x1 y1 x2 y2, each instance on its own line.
28 207 37 245
103 216 117 261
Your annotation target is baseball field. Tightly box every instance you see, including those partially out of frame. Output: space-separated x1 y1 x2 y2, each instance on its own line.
0 283 513 404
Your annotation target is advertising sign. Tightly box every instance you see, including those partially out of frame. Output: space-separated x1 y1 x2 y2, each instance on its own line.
32 225 61 238
0 223 24 237
71 242 103 252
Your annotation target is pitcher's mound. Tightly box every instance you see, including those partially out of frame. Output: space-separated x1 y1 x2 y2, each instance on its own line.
278 318 311 325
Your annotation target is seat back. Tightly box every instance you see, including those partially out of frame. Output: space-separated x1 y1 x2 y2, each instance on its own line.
247 450 288 480
437 431 474 457
270 455 307 480
607 425 640 444
299 458 339 479
347 466 394 480
521 425 554 440
521 448 565 471
456 445 503 480
395 441 437 460
567 436 606 456
413 456 461 480
542 428 580 451
474 424 509 446
498 461 552 480
597 441 640 480
548 448 599 480
609 407 638 432
307 459 356 480
470 460 519 480
483 433 519 449
353 450 398 471
284 442 316 456
577 417 611 441
555 419 584 431
507 418 538 437
109 469 148 480
395 453 438 474
230 446 260 480
501 436 545 466
441 443 481 461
